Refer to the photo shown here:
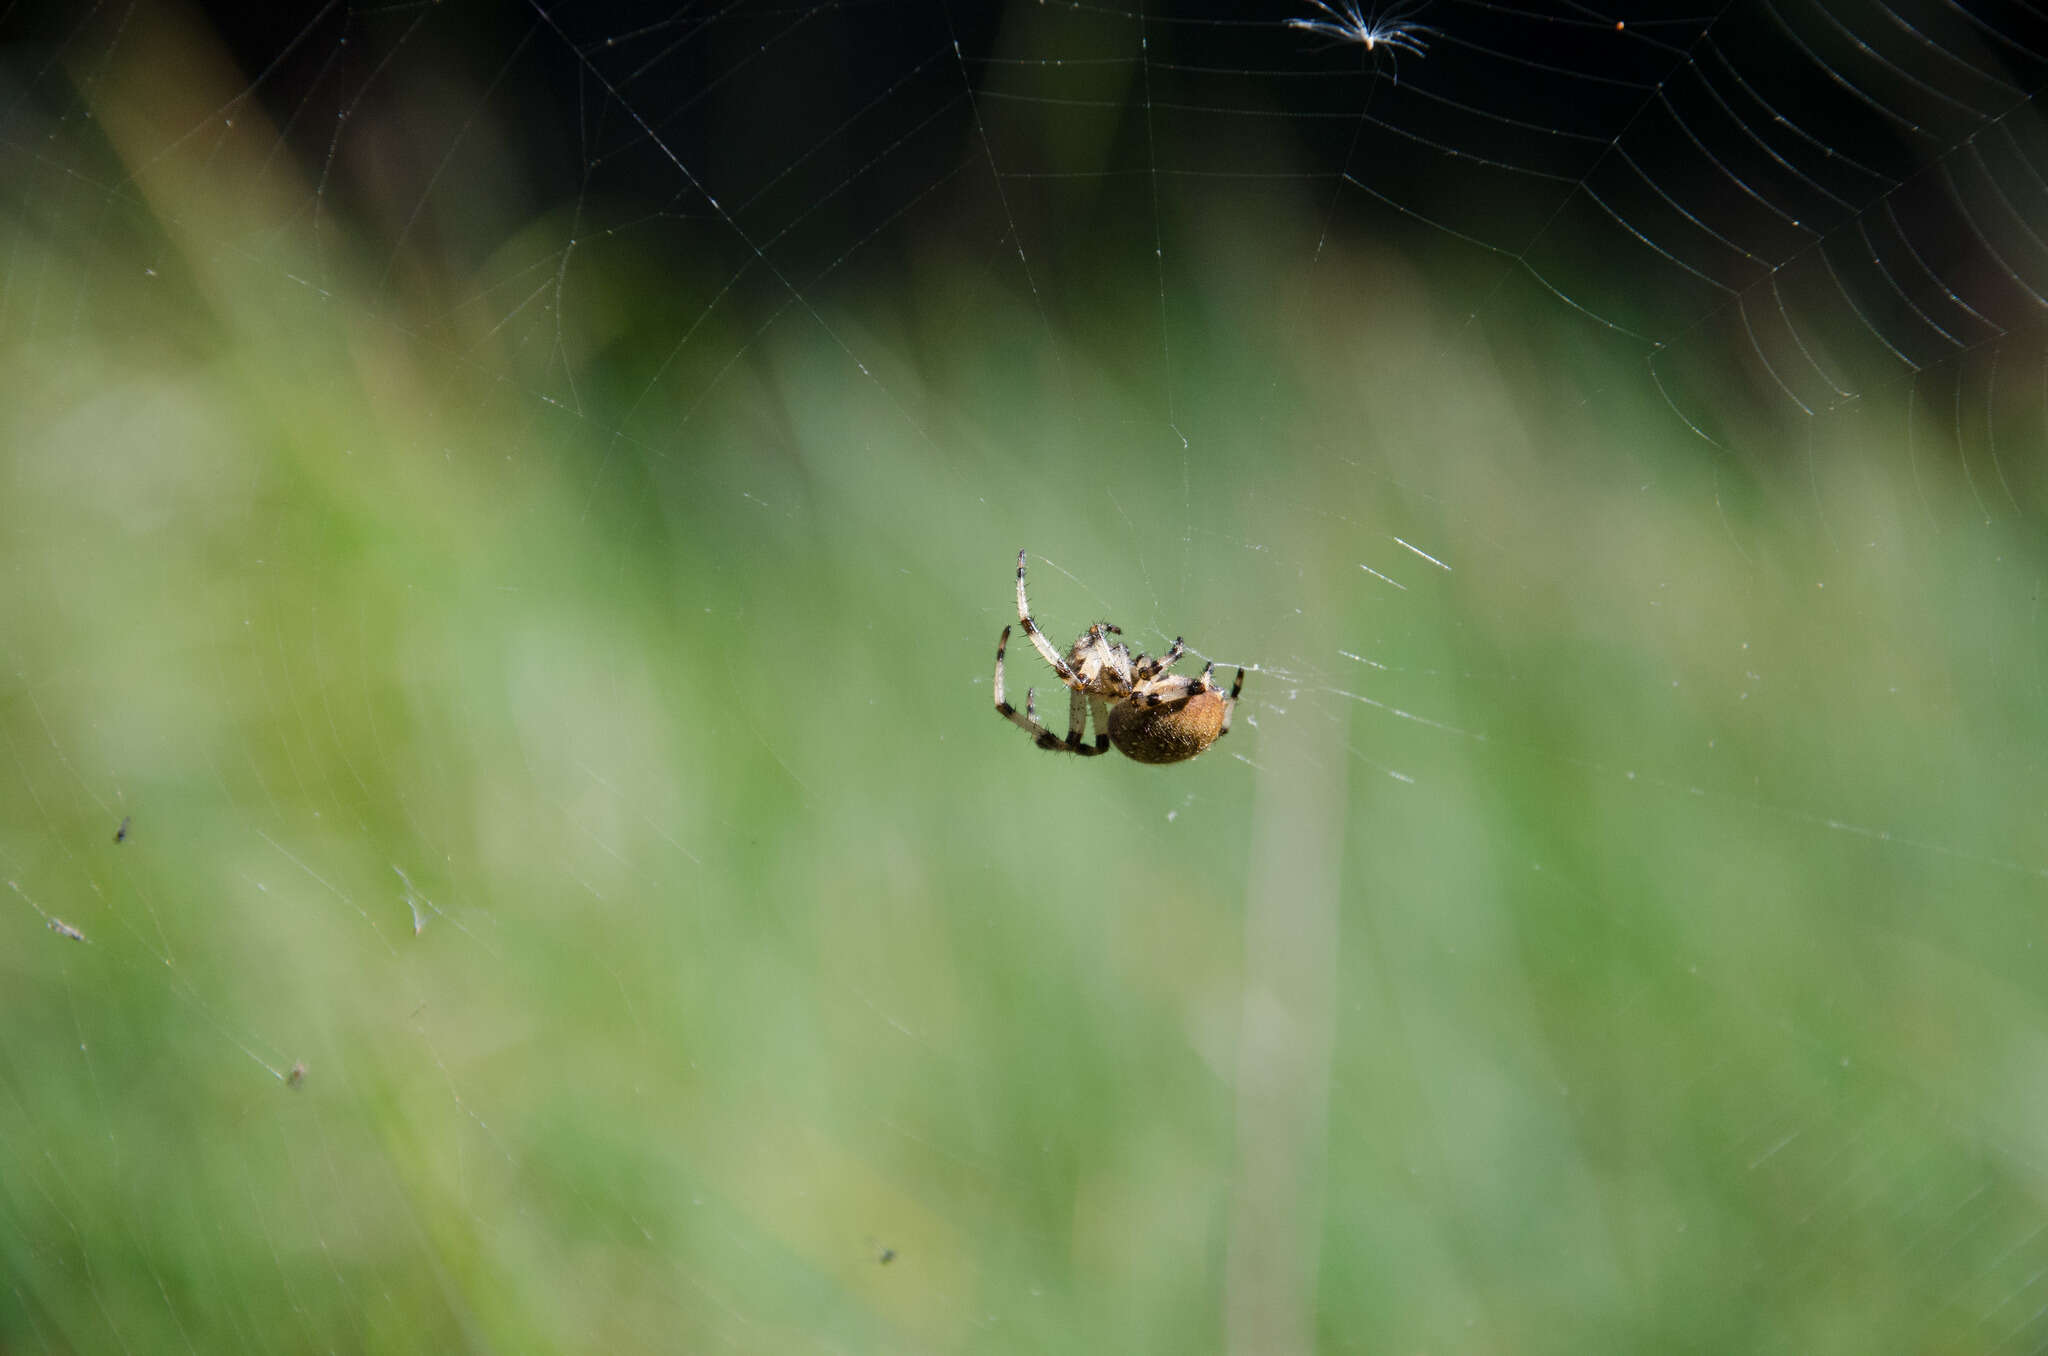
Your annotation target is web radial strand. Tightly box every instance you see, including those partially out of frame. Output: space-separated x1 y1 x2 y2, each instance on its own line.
1737 286 1817 416
1610 142 1774 275
1697 34 1896 190
1885 197 2001 335
1876 0 2027 99
1758 0 1937 141
1677 56 1859 221
1860 213 1969 352
1960 143 2048 286
1933 163 2048 311
1816 237 1924 372
1651 84 1815 238
1770 271 1857 404
1813 0 2012 120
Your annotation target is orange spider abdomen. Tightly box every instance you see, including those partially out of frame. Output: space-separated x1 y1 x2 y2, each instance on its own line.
1108 690 1231 765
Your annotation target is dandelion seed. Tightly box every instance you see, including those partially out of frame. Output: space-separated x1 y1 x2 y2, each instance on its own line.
1287 0 1433 60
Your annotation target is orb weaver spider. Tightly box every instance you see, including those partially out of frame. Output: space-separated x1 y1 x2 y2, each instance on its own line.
993 551 1245 765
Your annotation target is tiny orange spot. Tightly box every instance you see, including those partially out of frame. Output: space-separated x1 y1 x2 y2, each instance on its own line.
1615 19 1626 29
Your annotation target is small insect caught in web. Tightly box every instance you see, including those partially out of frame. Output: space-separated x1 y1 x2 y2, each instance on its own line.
114 815 130 844
47 916 86 942
286 1061 307 1089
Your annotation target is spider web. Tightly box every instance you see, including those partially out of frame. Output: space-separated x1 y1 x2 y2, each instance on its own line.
4 0 2048 1350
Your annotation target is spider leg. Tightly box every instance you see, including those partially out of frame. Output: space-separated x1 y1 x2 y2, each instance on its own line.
1036 686 1107 755
1015 550 1082 684
1063 687 1111 754
994 627 1106 755
1065 686 1090 752
1218 665 1247 738
1136 660 1246 713
1137 674 1206 708
1089 694 1113 753
1023 689 1065 751
994 627 1062 747
1136 636 1185 681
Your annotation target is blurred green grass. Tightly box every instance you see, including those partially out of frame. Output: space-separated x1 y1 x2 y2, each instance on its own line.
6 21 2048 1355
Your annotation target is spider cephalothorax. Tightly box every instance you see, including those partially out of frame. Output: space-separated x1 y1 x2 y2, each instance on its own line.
993 550 1245 765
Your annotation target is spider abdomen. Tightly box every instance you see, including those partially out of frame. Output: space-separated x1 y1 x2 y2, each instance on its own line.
1108 691 1230 765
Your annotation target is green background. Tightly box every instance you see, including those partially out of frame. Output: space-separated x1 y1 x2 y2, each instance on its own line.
5 5 2048 1352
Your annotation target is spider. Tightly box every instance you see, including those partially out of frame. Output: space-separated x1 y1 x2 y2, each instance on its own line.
1286 1 1434 67
993 550 1245 765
